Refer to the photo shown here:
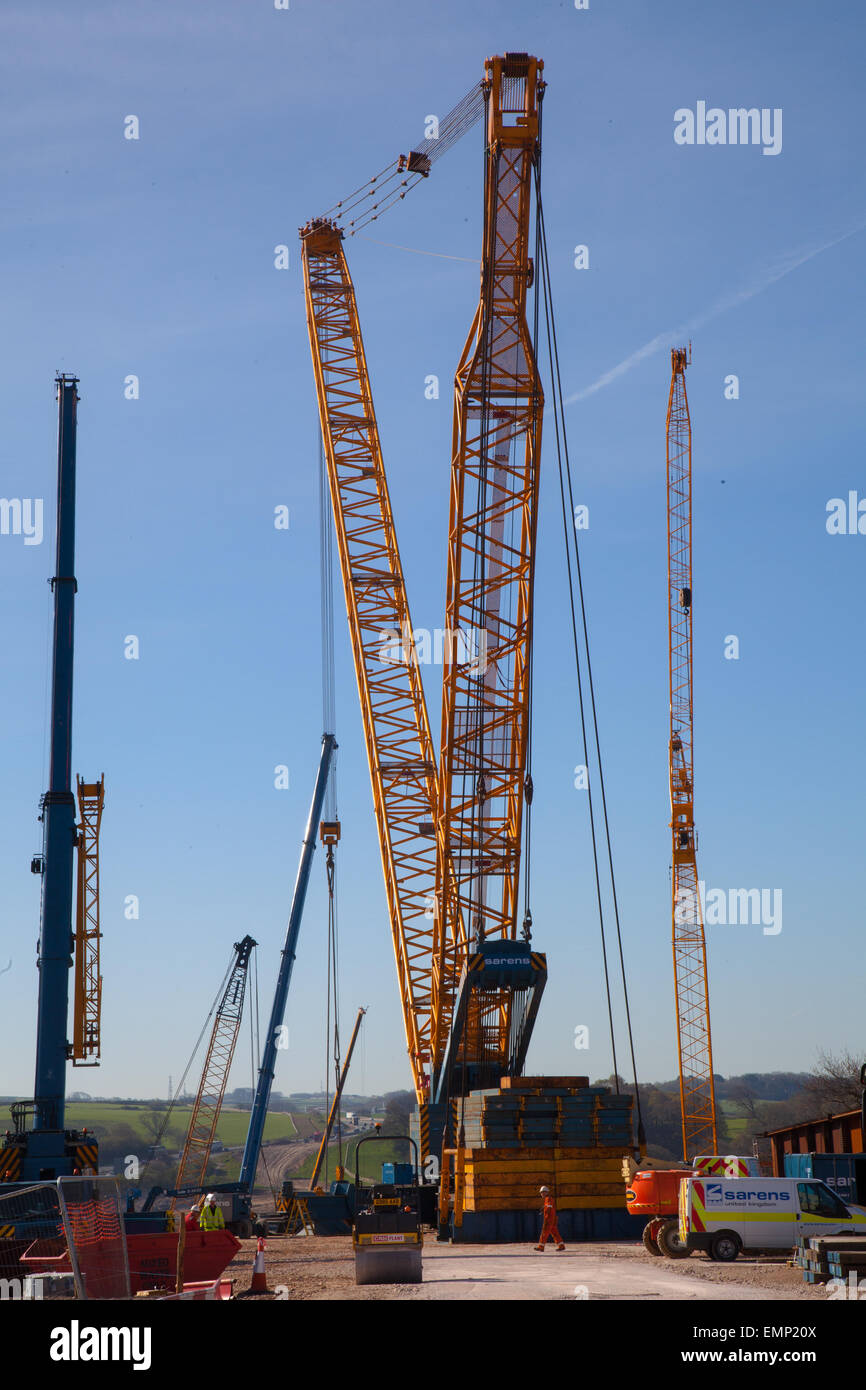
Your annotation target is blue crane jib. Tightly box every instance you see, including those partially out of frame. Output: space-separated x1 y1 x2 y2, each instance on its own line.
237 733 338 1195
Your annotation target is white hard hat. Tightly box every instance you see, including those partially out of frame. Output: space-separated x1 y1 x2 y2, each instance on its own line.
206 1193 216 1203
539 1185 549 1194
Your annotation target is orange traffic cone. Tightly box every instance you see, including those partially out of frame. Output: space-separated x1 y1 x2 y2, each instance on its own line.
250 1237 269 1294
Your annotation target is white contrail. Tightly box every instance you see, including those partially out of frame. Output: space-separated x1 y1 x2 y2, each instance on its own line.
567 220 866 403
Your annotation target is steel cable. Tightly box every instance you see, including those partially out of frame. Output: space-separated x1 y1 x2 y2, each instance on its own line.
534 165 643 1135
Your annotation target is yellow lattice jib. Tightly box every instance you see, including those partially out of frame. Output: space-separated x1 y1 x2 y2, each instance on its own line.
72 776 104 1065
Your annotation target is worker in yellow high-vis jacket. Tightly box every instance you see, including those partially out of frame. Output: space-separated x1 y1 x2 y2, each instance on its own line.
199 1194 225 1231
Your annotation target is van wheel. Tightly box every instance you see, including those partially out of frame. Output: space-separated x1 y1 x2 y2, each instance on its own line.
656 1218 691 1259
709 1231 740 1262
642 1220 664 1256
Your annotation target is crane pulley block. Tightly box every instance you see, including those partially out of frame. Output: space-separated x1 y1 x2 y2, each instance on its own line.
319 820 341 846
399 151 431 176
433 941 547 1103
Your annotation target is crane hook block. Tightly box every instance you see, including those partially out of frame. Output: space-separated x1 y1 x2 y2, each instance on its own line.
319 820 341 846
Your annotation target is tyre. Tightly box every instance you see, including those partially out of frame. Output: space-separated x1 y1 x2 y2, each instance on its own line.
709 1231 740 1263
656 1218 691 1259
235 1219 252 1240
642 1220 664 1256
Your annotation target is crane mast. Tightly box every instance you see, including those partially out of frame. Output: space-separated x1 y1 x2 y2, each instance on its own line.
666 346 718 1161
299 223 462 1101
433 54 545 1089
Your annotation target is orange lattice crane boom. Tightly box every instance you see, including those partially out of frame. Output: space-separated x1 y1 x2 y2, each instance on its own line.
299 220 463 1102
666 346 718 1161
433 54 545 1085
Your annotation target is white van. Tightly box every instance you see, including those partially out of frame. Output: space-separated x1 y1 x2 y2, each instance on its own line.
679 1175 866 1261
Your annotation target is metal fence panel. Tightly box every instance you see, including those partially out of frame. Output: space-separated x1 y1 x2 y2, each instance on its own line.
57 1176 130 1299
0 1182 70 1300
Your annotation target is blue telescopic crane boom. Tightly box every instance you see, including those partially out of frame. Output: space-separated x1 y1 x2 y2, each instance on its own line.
238 733 337 1193
33 375 80 1147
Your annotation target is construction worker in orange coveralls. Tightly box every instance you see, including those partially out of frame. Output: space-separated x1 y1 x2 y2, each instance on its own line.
535 1185 565 1252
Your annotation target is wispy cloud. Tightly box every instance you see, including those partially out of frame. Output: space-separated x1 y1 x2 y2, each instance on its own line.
567 220 866 403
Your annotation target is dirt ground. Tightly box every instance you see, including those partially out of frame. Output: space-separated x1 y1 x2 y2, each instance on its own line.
226 1233 826 1302
252 1140 319 1195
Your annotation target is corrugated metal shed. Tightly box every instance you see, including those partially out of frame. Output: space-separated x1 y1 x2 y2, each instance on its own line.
766 1108 864 1176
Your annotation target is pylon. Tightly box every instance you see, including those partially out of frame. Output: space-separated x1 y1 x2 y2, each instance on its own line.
250 1237 269 1294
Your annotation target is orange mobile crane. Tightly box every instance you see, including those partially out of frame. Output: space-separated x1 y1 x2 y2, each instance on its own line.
300 55 546 1133
666 346 718 1164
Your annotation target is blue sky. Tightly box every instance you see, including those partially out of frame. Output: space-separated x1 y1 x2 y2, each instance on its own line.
1 1 864 1105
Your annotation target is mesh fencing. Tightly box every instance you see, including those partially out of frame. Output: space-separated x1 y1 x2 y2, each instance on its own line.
58 1176 130 1299
0 1177 130 1300
0 1182 69 1300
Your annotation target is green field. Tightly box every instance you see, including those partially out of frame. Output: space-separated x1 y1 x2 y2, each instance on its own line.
287 1111 325 1141
291 1134 413 1185
0 1103 297 1148
718 1097 794 1141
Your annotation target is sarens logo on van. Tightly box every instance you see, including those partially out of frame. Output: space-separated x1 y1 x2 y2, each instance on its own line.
705 1183 791 1205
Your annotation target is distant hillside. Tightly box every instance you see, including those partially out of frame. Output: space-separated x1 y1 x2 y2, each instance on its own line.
649 1073 813 1103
